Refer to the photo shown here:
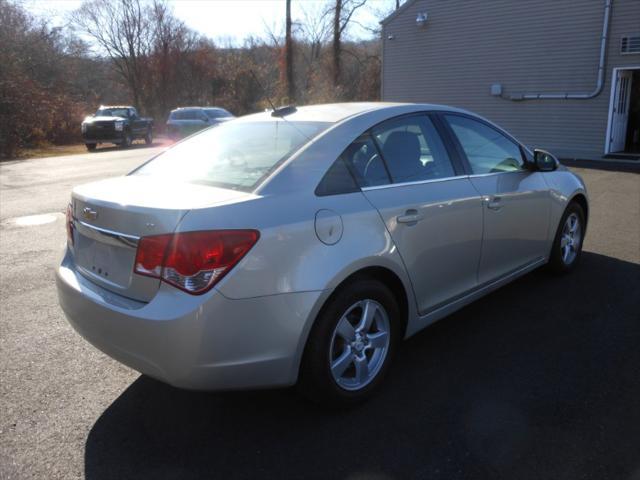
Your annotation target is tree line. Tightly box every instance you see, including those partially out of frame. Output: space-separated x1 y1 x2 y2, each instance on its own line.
0 0 400 158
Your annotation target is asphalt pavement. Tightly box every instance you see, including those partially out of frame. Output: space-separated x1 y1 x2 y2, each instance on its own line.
0 147 639 479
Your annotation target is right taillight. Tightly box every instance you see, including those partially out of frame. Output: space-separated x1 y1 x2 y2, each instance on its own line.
134 230 259 295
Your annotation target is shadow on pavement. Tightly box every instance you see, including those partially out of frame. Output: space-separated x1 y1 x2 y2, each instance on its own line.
561 158 640 173
84 252 640 480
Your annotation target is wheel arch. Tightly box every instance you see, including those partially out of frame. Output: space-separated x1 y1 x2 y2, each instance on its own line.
331 266 410 338
570 193 589 229
292 263 413 384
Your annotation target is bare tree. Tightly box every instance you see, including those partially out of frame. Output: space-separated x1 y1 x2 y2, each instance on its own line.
330 0 368 86
298 2 332 63
72 0 152 109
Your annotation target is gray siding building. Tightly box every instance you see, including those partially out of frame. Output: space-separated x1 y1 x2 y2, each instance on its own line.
381 0 640 160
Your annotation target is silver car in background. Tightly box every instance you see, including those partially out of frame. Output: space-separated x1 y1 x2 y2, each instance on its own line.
56 103 588 405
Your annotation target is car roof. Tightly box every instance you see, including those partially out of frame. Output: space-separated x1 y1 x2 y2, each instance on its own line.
171 106 228 111
99 105 133 109
235 102 469 124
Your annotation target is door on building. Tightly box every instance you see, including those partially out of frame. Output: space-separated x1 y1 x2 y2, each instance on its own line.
608 68 640 154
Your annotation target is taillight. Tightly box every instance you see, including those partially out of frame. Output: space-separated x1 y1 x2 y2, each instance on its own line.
134 230 259 294
66 204 74 246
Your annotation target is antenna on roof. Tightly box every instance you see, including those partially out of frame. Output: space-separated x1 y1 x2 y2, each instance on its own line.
249 70 297 118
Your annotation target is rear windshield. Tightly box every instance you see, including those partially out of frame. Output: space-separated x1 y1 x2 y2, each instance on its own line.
96 108 128 118
133 120 330 191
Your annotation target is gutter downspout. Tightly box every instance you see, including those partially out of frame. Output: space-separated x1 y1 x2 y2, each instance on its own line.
507 0 612 101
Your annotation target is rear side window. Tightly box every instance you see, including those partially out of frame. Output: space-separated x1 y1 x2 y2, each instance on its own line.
371 115 455 183
183 109 203 120
339 134 391 188
445 115 525 174
205 108 232 119
315 157 359 196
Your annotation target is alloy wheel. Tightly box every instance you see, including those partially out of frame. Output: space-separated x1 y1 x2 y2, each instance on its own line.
329 299 391 391
560 212 582 265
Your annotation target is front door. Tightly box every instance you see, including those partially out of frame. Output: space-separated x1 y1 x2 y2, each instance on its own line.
610 70 633 153
350 114 483 314
443 114 550 284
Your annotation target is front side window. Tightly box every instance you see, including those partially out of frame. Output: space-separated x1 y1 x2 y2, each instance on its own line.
134 120 330 191
371 115 455 183
445 115 525 174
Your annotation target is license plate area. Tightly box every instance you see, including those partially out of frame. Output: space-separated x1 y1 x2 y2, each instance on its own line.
74 230 136 289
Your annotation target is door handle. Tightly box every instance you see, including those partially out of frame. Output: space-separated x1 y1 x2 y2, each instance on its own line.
486 196 503 211
397 210 424 224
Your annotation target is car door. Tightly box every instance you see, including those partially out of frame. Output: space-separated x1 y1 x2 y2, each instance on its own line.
128 108 144 136
442 113 550 284
350 114 484 315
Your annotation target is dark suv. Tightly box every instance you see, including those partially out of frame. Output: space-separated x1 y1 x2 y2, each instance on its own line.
166 107 233 139
81 106 154 151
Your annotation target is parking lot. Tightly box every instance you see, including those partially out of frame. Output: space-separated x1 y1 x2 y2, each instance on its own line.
1 149 639 479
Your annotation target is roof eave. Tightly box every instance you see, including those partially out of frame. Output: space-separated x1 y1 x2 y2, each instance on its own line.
380 0 420 26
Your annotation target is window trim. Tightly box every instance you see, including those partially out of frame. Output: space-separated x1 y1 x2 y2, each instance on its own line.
361 174 470 192
437 112 532 176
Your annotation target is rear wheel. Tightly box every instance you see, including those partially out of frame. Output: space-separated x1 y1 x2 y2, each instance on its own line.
85 143 96 151
144 128 153 145
548 202 585 273
298 278 400 407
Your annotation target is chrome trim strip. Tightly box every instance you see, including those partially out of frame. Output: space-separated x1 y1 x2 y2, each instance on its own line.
361 175 468 191
467 170 529 179
73 219 140 248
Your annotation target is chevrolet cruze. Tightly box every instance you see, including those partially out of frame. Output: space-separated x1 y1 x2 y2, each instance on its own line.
57 103 588 405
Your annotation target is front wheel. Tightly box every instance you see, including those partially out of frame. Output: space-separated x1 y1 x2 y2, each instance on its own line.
298 279 400 407
121 133 132 149
548 202 585 273
85 143 96 151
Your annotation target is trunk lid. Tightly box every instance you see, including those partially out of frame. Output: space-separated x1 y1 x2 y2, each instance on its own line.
70 176 250 302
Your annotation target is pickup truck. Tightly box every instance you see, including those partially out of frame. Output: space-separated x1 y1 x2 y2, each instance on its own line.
81 106 154 151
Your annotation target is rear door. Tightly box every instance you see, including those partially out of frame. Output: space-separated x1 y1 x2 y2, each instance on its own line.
442 113 550 284
352 114 483 314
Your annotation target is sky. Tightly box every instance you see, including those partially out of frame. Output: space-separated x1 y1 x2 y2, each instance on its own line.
22 0 397 45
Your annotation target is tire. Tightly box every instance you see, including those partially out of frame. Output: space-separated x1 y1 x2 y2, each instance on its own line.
298 278 401 407
547 202 586 274
144 128 153 145
85 143 97 151
121 133 132 149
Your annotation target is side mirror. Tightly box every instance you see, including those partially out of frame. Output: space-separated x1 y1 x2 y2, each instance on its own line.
533 149 558 172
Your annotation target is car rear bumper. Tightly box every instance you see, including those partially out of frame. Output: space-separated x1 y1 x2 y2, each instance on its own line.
56 250 323 390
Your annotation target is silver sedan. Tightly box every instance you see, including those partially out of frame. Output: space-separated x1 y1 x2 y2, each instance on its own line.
56 103 588 405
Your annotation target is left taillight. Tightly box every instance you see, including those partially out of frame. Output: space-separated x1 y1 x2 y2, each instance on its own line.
66 204 74 246
133 230 259 295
